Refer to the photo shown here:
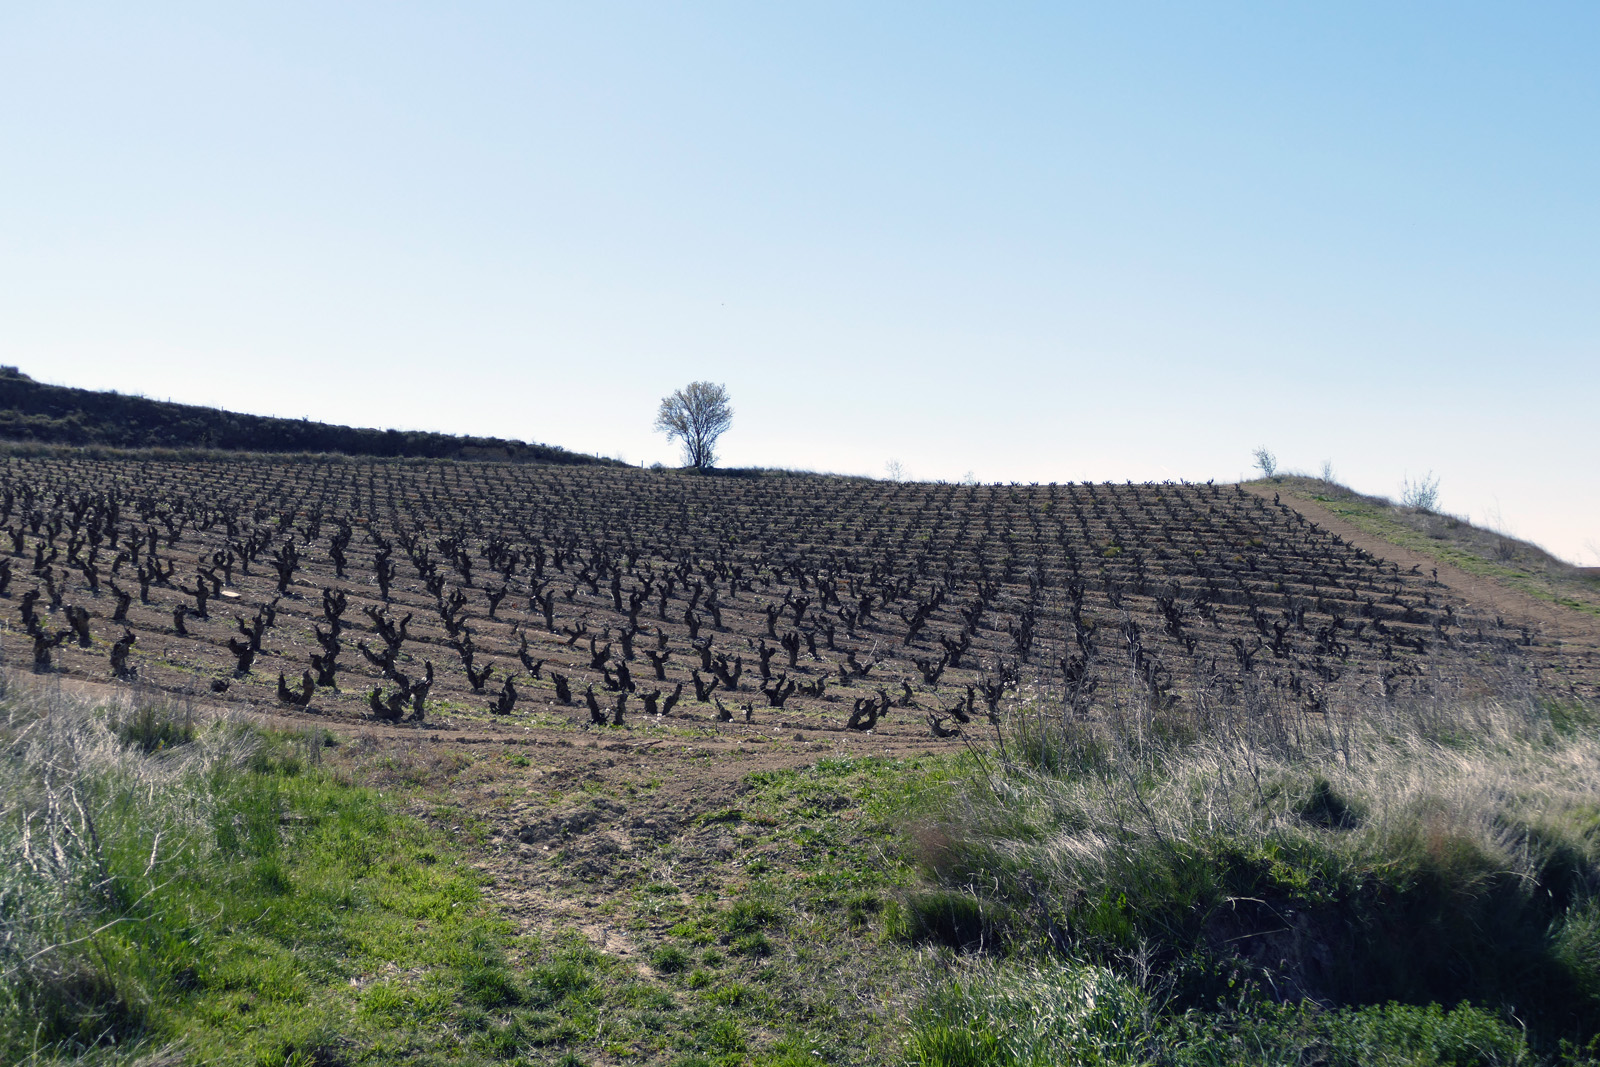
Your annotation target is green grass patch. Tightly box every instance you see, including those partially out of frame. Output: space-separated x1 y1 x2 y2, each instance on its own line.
451 752 950 1064
909 963 1550 1066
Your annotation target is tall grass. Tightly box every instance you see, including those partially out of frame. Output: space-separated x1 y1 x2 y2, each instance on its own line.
0 685 260 1059
904 671 1600 1062
0 681 516 1065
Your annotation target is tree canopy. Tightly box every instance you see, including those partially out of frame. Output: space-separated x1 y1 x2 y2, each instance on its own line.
654 382 732 470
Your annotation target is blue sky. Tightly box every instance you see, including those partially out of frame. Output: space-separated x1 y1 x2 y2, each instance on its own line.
2 3 1595 562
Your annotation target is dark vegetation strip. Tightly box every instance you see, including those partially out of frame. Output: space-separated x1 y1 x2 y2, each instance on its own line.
0 368 620 466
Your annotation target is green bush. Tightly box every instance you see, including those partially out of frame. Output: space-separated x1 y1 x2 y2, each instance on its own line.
112 702 195 753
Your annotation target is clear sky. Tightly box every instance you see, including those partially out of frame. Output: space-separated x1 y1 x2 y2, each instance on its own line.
2 3 1596 563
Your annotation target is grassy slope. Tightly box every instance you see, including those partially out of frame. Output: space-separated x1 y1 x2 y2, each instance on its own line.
1265 476 1600 618
891 484 1600 1066
11 687 1599 1066
404 747 948 1066
1 694 530 1065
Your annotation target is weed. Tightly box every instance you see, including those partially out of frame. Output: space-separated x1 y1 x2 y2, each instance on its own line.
462 963 523 1009
896 890 1008 953
733 931 773 957
651 945 692 974
111 701 195 753
846 891 882 929
725 896 782 934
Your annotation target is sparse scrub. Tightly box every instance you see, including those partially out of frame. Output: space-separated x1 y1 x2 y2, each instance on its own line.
1402 470 1442 512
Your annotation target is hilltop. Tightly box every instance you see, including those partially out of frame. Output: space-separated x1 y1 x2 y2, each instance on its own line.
0 366 621 465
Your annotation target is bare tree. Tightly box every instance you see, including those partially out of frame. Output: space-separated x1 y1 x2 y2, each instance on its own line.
1252 446 1278 479
655 382 733 470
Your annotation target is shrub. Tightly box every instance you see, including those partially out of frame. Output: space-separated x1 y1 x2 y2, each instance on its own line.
112 702 196 753
1402 471 1442 511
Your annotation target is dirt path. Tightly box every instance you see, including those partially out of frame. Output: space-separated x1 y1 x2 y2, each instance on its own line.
1250 485 1600 665
26 671 955 767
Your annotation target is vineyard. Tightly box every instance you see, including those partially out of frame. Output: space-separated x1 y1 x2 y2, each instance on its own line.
9 453 1594 742
9 450 1600 1065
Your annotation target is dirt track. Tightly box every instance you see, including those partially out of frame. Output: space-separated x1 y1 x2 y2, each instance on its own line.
1251 485 1600 683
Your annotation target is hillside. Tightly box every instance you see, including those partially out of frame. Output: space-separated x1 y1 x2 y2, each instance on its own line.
6 449 1599 1065
0 366 619 465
